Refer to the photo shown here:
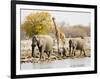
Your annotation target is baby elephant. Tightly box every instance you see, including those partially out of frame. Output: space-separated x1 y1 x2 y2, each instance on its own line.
69 37 87 57
32 34 53 60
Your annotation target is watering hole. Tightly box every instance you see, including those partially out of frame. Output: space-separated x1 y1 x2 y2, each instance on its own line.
21 57 91 70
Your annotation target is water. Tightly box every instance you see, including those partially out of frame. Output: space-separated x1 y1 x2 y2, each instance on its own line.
21 57 91 70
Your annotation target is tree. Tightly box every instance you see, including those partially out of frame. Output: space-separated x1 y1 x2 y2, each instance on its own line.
21 12 52 37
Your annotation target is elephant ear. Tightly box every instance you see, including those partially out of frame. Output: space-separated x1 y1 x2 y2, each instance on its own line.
36 36 43 47
38 39 43 47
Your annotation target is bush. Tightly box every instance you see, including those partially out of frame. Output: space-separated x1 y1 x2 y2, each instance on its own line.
21 12 52 37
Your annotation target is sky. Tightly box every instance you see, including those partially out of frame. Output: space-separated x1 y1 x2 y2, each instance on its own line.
21 9 91 26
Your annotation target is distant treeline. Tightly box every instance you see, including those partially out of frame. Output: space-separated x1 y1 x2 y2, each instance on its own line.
21 25 90 40
59 25 90 38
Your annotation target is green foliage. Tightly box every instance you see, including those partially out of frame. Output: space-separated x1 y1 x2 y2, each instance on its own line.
21 12 52 37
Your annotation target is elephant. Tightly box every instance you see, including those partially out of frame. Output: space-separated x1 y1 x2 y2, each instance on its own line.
31 34 53 60
68 37 87 57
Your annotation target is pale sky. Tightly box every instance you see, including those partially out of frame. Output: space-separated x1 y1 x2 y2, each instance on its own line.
21 9 91 26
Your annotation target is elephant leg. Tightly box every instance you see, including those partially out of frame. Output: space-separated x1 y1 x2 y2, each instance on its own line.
72 48 74 57
49 51 52 58
71 50 73 57
40 52 42 60
69 48 71 56
73 49 76 56
79 50 82 56
62 48 66 57
83 49 86 57
69 51 70 57
32 45 35 57
39 47 44 60
45 51 51 59
47 51 50 58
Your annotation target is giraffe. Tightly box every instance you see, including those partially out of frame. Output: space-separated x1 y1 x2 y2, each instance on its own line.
52 17 66 57
52 17 65 47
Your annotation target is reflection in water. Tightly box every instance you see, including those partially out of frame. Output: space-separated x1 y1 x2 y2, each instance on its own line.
21 57 91 70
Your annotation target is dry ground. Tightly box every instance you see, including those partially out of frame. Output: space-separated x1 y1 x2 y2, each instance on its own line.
20 37 91 64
